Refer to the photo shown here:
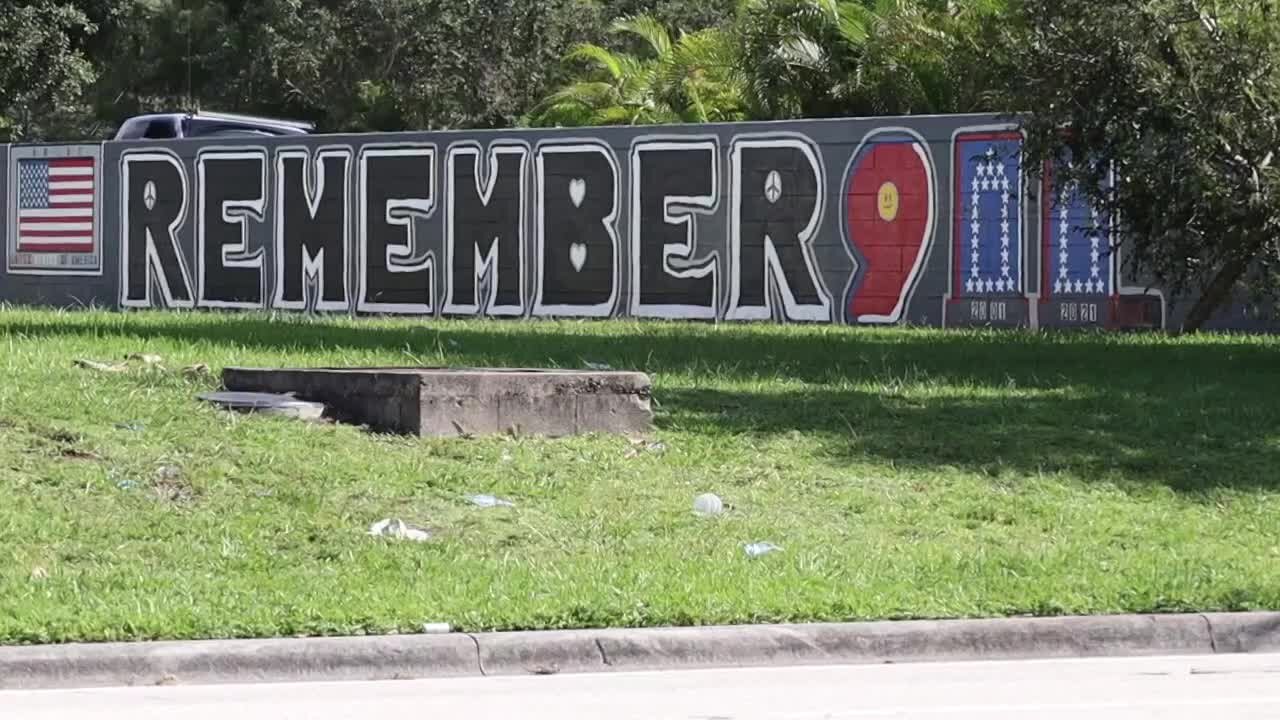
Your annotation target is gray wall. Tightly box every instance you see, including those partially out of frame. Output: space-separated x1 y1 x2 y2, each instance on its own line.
0 114 1239 330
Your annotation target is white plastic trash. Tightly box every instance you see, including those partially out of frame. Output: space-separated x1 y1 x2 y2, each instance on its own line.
467 494 515 508
744 542 782 558
367 518 432 542
693 493 724 517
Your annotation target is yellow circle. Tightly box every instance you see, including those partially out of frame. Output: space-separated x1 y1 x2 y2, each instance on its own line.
877 182 900 222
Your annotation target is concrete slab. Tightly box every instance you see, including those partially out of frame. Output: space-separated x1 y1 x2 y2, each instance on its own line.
220 367 653 438
197 391 327 421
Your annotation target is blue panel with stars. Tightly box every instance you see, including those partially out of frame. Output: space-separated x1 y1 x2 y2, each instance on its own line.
1045 161 1114 297
18 159 52 210
954 133 1023 296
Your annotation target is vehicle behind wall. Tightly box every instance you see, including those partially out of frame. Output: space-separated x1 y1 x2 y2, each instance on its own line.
112 111 315 141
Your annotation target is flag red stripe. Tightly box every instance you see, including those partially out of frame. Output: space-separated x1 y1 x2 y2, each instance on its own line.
49 158 95 168
16 243 95 253
19 217 93 224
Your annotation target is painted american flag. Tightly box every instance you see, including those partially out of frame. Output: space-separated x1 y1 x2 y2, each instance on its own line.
16 156 97 254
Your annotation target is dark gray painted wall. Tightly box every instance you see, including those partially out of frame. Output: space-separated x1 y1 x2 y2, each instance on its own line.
0 114 1254 330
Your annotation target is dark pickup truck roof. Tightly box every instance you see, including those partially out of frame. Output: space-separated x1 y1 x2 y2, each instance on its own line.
113 111 315 141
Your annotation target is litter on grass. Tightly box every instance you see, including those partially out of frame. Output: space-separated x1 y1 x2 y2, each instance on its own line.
368 518 432 542
625 438 668 458
744 542 782 558
125 353 164 366
693 493 724 517
74 359 128 373
467 494 515 508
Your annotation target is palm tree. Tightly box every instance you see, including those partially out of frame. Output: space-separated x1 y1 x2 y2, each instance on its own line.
522 14 746 127
735 0 1006 119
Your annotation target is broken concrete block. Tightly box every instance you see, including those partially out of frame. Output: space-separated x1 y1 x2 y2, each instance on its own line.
220 367 653 438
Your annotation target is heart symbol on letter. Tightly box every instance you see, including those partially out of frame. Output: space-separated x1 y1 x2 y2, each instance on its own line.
569 243 588 272
569 178 587 208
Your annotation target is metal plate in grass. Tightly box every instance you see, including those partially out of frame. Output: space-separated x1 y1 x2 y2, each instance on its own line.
198 391 326 421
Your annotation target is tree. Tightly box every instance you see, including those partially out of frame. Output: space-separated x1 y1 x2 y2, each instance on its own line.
0 1 97 141
75 0 601 135
253 0 601 132
734 0 1004 120
987 0 1280 331
603 0 739 32
523 14 745 126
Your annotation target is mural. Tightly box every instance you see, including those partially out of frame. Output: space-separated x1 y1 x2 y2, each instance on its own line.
0 113 1220 330
843 128 935 324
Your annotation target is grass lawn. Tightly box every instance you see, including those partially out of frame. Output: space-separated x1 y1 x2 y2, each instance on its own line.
0 308 1278 645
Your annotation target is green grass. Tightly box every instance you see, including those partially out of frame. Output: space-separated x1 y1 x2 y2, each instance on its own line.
1 308 1278 645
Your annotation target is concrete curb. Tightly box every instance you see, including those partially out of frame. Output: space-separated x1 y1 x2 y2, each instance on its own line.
1 612 1277 690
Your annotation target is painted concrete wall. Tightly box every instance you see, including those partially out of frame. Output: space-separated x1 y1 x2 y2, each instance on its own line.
1 113 1257 330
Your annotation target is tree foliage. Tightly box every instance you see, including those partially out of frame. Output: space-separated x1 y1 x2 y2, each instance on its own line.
0 1 97 141
988 0 1280 331
3 0 606 140
529 0 1007 125
2 0 1008 139
522 14 745 126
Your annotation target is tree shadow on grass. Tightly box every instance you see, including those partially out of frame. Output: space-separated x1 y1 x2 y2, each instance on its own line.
6 312 1279 383
5 313 1280 493
661 384 1280 494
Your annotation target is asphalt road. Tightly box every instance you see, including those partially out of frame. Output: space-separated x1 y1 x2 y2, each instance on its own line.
5 653 1280 719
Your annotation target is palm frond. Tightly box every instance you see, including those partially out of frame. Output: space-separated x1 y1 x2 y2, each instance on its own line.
564 43 626 80
610 14 673 59
544 81 619 106
777 36 829 71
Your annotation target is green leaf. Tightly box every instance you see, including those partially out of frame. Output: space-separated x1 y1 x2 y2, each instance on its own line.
565 43 626 81
609 14 673 59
